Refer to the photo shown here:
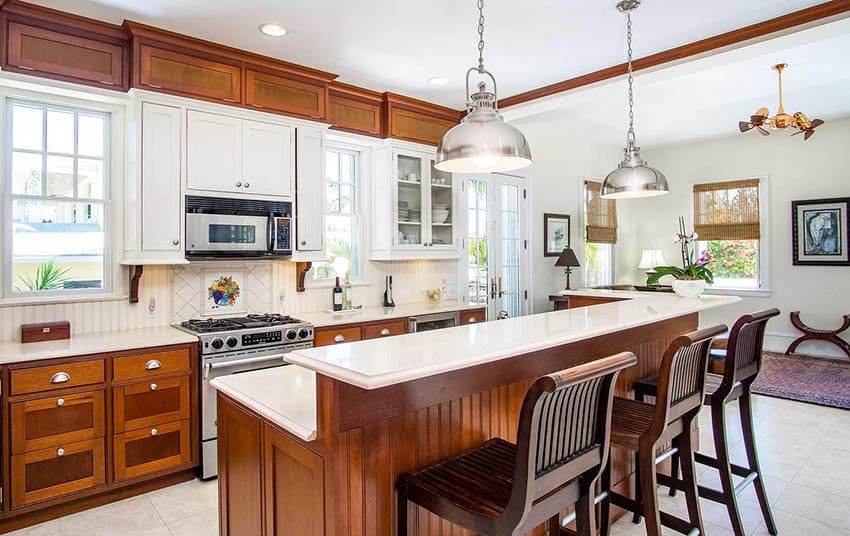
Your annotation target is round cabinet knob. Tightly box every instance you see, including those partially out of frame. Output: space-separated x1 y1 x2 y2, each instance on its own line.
333 334 345 343
150 383 158 391
151 428 158 436
57 448 65 457
244 182 250 188
57 398 65 407
300 240 307 246
468 317 477 324
380 328 391 336
172 239 180 246
235 181 242 188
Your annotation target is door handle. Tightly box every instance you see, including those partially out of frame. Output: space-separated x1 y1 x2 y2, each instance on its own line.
490 278 497 300
498 276 503 298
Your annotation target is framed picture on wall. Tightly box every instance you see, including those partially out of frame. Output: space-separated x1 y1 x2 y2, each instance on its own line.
543 213 571 257
792 197 850 266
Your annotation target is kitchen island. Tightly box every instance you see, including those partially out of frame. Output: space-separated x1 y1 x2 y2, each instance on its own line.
212 291 740 536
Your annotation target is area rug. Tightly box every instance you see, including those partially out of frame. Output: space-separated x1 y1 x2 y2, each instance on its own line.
752 351 850 409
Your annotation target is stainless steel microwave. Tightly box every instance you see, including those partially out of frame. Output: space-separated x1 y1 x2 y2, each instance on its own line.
185 196 292 259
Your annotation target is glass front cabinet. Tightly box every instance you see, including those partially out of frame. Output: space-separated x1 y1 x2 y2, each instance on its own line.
370 143 460 260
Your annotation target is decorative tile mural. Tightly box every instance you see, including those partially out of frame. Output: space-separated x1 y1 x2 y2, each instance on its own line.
172 262 273 322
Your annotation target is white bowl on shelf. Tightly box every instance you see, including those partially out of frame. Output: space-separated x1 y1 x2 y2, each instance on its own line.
431 209 450 224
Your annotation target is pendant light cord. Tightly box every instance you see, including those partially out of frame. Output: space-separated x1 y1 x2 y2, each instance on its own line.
477 0 486 71
626 10 636 146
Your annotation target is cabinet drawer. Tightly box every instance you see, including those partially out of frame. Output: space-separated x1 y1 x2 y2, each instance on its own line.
5 21 125 89
363 320 407 340
114 376 190 433
10 360 105 397
11 390 105 455
314 326 362 347
460 308 487 325
113 348 191 382
139 44 241 103
245 68 326 120
114 420 191 482
11 438 105 508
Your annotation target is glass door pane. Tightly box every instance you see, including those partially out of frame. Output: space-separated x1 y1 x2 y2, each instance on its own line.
466 179 488 306
499 183 522 318
396 154 423 247
429 160 454 247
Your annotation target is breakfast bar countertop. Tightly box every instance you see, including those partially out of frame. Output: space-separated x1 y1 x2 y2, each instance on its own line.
0 326 198 365
287 290 741 390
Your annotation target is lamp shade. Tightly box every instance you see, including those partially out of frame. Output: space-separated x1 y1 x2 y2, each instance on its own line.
602 145 669 199
555 248 580 268
638 249 667 269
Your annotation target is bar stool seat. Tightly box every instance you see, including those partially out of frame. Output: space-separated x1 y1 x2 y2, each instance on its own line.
401 438 516 525
635 372 742 405
610 398 655 449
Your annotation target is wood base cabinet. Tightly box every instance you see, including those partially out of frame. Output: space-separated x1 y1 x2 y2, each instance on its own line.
11 438 106 508
114 419 191 482
10 390 105 455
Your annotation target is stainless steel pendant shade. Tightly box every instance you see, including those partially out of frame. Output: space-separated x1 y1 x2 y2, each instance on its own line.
436 82 532 173
435 0 532 174
602 0 669 199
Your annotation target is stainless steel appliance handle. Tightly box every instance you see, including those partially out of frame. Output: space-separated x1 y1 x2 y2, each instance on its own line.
267 213 275 253
204 354 287 379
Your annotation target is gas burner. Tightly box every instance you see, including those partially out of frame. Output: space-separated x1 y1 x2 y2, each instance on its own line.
180 318 240 333
178 313 310 335
245 313 299 326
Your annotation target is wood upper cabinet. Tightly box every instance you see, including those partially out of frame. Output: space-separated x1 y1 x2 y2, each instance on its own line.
218 396 264 536
384 93 461 146
263 423 324 536
137 43 241 104
10 390 105 455
11 438 106 508
4 21 126 89
328 83 382 137
294 127 326 255
245 67 327 121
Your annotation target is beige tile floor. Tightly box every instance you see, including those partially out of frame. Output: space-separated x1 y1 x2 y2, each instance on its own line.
9 395 849 536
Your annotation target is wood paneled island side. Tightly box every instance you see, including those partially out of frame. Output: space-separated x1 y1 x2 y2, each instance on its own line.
212 292 740 535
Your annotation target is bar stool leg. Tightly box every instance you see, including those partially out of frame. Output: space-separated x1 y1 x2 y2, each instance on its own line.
712 402 747 536
668 451 680 497
575 483 596 536
676 420 705 536
632 450 643 524
397 490 409 536
546 515 561 536
599 460 612 536
740 391 778 535
638 440 663 536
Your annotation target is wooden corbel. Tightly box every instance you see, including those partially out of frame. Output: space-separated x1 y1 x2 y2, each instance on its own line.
129 265 144 304
296 262 312 292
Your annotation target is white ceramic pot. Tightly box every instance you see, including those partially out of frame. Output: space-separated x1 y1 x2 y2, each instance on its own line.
431 209 450 224
672 279 706 298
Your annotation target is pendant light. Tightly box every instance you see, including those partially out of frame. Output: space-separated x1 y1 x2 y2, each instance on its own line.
435 0 532 173
601 0 669 199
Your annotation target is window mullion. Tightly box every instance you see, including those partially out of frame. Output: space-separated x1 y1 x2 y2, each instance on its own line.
41 106 47 198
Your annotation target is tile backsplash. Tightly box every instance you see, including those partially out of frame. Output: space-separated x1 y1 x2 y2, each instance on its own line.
0 260 460 340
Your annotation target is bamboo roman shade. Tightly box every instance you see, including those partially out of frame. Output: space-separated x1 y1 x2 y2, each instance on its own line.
585 180 618 244
693 179 761 241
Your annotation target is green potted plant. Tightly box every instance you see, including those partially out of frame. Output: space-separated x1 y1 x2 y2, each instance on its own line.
647 217 714 298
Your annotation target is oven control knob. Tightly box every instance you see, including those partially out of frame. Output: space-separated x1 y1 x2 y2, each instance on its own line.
225 336 239 348
298 328 310 339
210 338 224 350
286 329 298 341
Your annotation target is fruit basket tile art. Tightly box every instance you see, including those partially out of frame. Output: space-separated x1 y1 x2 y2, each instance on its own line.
203 271 245 315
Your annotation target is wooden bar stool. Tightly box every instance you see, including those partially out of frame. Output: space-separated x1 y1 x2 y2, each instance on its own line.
600 325 726 536
396 352 637 536
633 309 780 536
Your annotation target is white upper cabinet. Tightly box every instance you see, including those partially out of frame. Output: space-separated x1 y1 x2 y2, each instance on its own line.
294 127 326 257
186 109 293 198
242 120 293 198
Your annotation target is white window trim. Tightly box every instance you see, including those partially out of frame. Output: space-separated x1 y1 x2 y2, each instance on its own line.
578 177 615 288
308 143 363 286
0 87 126 305
689 175 771 298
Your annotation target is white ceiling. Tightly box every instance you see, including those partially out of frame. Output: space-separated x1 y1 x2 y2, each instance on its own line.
29 0 829 108
508 18 850 148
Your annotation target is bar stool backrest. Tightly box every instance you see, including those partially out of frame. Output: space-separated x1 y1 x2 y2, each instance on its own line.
722 308 780 392
651 325 727 433
498 352 636 531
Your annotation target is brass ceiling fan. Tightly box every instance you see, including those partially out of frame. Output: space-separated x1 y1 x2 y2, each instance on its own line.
738 63 824 140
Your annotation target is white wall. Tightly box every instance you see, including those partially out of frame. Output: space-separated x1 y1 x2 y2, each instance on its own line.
617 116 850 357
511 112 623 312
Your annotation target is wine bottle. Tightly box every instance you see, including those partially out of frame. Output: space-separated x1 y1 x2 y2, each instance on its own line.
332 276 343 312
342 273 353 310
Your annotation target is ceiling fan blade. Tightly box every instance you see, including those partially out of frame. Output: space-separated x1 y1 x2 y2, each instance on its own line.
757 126 770 136
804 129 815 140
739 121 754 133
811 119 825 128
791 130 804 136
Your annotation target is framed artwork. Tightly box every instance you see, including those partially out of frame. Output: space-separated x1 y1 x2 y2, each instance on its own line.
203 271 246 315
792 198 850 266
543 213 571 257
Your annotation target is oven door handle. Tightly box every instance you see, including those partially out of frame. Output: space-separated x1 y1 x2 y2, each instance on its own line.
204 353 287 379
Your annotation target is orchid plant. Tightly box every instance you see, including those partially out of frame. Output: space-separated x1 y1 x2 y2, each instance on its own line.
647 217 714 285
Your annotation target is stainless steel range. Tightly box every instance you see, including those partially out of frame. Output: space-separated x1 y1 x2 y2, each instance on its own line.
177 313 314 479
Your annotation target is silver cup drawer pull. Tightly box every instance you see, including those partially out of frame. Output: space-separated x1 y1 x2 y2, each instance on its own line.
145 359 162 370
50 372 71 384
380 328 391 336
333 334 345 343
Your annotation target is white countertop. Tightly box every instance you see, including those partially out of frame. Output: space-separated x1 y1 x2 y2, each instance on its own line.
287 291 741 390
297 300 482 328
211 365 317 442
0 326 198 365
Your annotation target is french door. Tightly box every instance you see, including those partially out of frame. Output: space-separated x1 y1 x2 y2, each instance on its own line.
462 174 529 319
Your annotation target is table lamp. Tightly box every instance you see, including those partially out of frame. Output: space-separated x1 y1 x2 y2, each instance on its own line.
555 248 580 290
638 249 666 281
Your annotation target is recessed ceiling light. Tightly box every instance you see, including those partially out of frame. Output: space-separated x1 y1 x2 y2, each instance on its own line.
259 23 288 37
429 76 449 86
